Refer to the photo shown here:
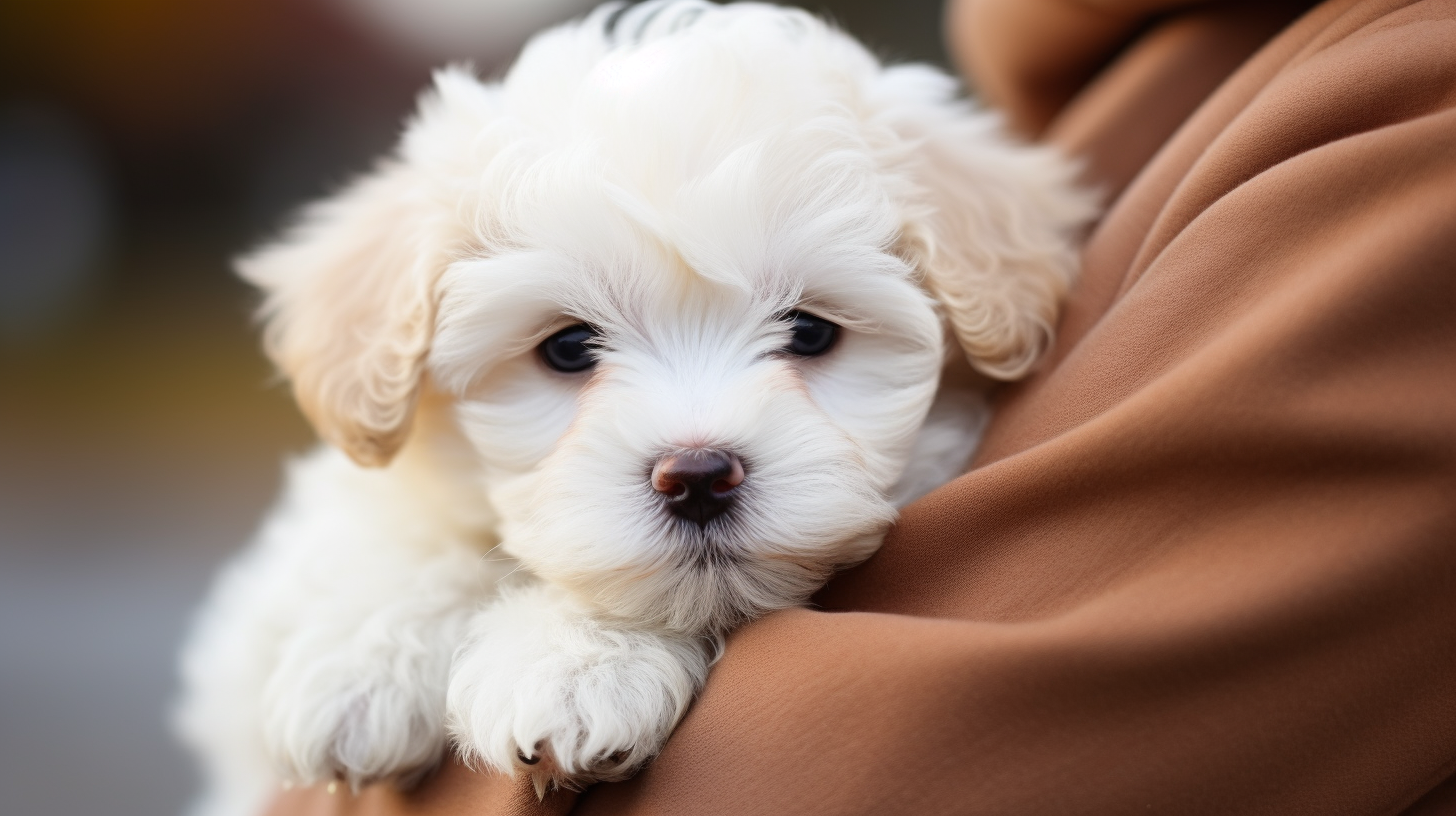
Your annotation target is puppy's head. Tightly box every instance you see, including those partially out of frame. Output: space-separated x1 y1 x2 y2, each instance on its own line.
240 2 1093 633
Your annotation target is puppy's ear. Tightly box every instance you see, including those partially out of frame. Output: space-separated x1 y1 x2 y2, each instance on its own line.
878 67 1098 379
238 162 442 467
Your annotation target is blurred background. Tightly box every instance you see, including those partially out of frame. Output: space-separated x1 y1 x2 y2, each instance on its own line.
0 1 948 814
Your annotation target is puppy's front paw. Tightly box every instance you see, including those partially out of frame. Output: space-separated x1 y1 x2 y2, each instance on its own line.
262 648 452 789
446 592 711 792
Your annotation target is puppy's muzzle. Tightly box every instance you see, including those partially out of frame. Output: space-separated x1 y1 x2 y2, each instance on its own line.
651 449 744 527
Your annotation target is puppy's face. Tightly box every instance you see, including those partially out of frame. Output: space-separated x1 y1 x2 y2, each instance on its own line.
425 141 944 630
238 4 1090 634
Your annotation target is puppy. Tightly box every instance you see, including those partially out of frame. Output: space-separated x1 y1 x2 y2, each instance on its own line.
175 2 1094 813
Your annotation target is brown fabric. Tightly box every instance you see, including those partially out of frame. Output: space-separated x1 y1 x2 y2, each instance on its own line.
946 0 1159 137
1045 0 1314 202
264 0 1456 813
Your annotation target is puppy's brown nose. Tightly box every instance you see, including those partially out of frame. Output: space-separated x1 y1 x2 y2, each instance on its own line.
651 449 744 527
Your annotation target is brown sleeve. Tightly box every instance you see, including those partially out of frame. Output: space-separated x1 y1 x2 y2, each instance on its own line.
265 0 1456 813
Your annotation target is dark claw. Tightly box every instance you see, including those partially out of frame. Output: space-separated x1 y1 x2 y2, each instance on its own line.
517 750 541 766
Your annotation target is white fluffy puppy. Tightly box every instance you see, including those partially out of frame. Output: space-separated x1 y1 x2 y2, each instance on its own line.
175 1 1093 813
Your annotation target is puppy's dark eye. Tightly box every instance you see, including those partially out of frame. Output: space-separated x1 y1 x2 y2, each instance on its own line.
539 324 599 373
782 310 839 356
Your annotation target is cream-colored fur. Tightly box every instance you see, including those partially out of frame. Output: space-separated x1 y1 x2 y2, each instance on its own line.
175 2 1094 812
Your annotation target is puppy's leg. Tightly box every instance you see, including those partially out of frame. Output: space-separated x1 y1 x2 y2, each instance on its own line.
178 449 501 809
447 583 712 793
257 548 484 791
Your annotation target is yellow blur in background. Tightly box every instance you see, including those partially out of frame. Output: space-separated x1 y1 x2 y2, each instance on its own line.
0 1 946 813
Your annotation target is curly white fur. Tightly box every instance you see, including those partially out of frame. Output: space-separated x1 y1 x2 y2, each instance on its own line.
175 2 1094 811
